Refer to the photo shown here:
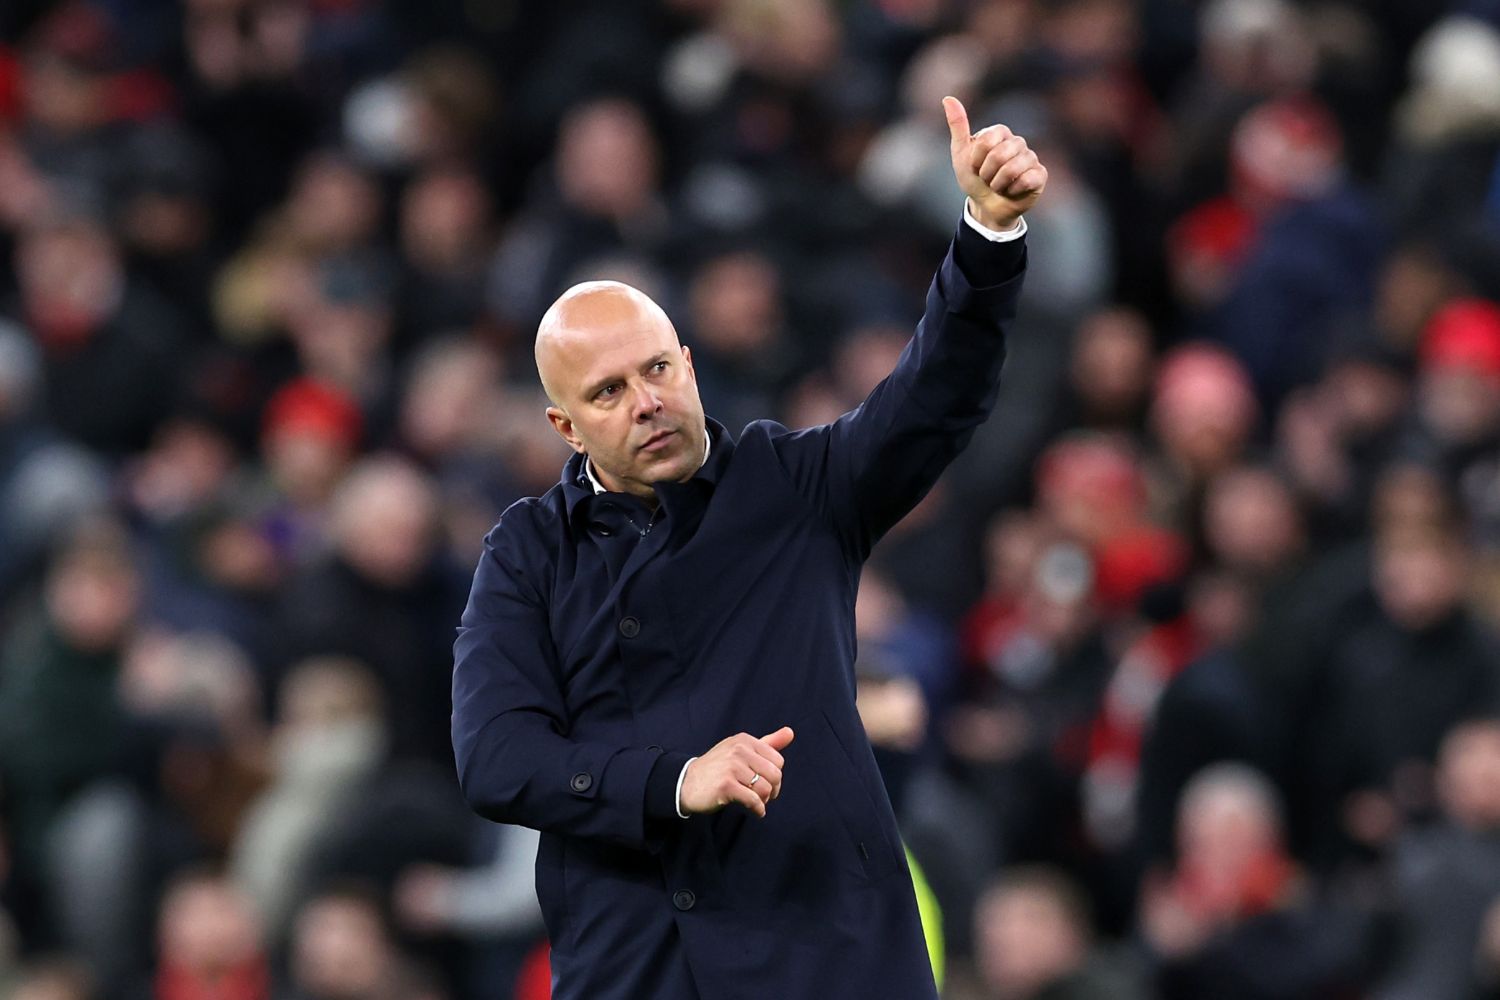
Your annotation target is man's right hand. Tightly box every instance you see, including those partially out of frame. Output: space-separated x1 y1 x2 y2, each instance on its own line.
680 726 795 818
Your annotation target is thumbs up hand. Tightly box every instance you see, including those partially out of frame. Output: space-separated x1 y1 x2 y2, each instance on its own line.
943 96 1046 232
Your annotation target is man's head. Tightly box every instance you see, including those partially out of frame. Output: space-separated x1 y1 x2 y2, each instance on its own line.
535 281 707 501
974 867 1092 1000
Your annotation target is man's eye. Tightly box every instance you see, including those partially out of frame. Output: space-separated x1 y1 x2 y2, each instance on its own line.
597 384 622 399
651 361 668 374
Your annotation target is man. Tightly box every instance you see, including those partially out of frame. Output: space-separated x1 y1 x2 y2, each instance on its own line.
451 98 1044 1000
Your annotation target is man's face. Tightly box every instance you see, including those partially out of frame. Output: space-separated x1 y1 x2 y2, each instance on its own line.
537 283 707 500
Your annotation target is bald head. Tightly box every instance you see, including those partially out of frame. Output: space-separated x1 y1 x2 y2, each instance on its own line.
535 281 680 408
532 280 706 503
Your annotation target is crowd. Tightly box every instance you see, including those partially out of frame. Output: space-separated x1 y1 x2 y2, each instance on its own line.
1 0 1500 997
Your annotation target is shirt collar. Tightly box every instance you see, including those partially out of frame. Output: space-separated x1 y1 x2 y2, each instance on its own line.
583 433 712 495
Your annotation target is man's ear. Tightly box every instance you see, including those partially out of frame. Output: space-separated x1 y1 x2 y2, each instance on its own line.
681 344 696 381
546 406 587 454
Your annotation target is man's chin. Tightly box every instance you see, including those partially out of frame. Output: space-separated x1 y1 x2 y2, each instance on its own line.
642 444 700 484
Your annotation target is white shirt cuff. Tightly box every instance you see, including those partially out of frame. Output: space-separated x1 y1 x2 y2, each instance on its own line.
963 200 1027 241
675 757 697 819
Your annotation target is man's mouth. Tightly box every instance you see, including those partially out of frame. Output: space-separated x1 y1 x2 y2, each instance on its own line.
640 429 677 453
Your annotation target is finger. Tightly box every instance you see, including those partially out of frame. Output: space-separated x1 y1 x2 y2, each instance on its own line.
728 780 766 817
760 726 796 753
942 96 970 152
748 757 783 795
969 125 1016 174
1003 165 1048 198
990 150 1039 192
742 764 774 804
750 739 785 771
977 138 1029 185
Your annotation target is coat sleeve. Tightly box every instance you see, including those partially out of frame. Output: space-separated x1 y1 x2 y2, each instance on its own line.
451 512 690 850
771 218 1028 560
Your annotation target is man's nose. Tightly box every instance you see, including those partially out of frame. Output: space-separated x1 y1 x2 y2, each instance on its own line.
631 382 663 420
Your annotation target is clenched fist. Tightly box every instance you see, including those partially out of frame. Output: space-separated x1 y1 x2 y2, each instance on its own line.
680 726 795 818
943 96 1047 232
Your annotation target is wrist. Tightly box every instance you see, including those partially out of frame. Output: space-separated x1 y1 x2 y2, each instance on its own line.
967 197 1021 233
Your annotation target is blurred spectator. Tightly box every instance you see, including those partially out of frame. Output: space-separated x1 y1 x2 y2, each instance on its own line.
154 870 268 1000
256 378 363 566
1377 717 1500 1000
1210 96 1383 406
395 165 494 347
272 456 461 764
0 520 137 936
6 961 93 1000
231 656 384 939
1386 15 1500 239
1034 432 1187 612
1063 307 1154 434
961 865 1148 1000
949 522 1113 866
0 318 109 599
487 96 668 336
1145 342 1259 536
1306 518 1500 863
283 885 437 1000
682 249 798 433
9 213 186 456
392 823 543 1000
1141 763 1365 999
45 628 267 989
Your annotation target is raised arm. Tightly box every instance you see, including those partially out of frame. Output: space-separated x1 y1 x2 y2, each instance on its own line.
774 98 1048 558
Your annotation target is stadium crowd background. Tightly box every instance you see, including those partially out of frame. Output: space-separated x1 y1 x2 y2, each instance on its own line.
2 0 1500 997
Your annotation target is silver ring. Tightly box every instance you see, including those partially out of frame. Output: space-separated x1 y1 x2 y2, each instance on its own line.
749 773 761 787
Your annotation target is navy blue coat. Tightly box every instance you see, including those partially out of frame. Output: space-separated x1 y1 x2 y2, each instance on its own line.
452 221 1027 1000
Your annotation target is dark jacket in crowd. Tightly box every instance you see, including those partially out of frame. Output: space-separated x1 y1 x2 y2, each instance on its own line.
451 221 1027 1000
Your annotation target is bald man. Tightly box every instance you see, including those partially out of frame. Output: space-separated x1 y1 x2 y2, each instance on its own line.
452 98 1045 1000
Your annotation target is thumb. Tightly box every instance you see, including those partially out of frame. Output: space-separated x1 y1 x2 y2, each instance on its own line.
761 726 796 750
942 96 970 152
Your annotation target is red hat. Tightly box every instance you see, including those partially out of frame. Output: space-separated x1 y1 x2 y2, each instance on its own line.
262 378 362 449
1420 299 1500 378
1167 197 1257 268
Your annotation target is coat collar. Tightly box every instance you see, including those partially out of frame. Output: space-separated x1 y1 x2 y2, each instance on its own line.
562 417 734 528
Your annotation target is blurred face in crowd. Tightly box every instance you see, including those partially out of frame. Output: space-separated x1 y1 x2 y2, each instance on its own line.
1419 364 1500 446
331 459 439 589
689 252 782 357
537 282 707 503
399 339 502 460
1069 307 1153 425
399 166 490 271
16 219 124 343
975 876 1089 1000
46 543 139 653
290 894 393 1000
1176 767 1285 913
1439 720 1500 831
286 152 381 254
1151 345 1257 479
556 99 659 220
1203 466 1303 575
158 874 263 974
1373 525 1466 631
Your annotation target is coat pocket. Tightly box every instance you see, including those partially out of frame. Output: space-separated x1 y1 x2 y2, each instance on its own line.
802 708 903 881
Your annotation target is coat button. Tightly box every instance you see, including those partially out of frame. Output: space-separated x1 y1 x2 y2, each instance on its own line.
672 890 696 911
570 772 593 793
647 745 663 753
618 616 640 638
